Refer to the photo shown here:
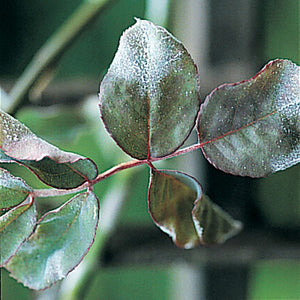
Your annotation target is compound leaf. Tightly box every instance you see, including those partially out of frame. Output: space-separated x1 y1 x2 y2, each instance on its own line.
100 19 200 160
5 191 99 290
0 110 98 188
0 167 32 209
0 199 36 266
198 59 299 177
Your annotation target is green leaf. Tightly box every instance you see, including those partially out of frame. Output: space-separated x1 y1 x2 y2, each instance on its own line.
198 59 299 177
192 194 242 246
0 109 98 188
100 19 200 160
148 169 242 248
148 169 201 249
0 167 32 209
0 199 36 266
5 191 99 290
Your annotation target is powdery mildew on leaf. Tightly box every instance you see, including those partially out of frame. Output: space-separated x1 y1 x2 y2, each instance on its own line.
0 199 36 266
100 19 200 159
192 194 242 245
0 110 98 188
0 110 82 162
148 169 201 249
198 59 300 177
148 169 242 248
5 191 99 290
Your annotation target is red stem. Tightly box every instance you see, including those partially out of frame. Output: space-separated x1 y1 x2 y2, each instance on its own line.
32 143 203 198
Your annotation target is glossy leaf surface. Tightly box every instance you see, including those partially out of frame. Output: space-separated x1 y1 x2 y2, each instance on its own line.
198 59 300 177
100 19 200 159
0 199 36 266
148 169 201 249
0 110 98 188
5 191 99 290
192 194 242 245
0 167 32 209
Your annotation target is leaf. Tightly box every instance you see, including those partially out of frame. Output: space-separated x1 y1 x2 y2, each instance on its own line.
0 167 32 209
198 59 300 177
192 194 242 246
0 149 15 162
100 19 200 160
148 169 242 248
148 169 201 249
0 199 36 266
5 191 99 290
0 110 98 188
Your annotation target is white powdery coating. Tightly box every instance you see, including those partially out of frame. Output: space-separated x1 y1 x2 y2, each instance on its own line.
272 61 300 171
276 61 300 117
110 19 184 98
44 249 65 286
0 168 30 191
1 110 82 163
271 145 300 172
192 217 203 239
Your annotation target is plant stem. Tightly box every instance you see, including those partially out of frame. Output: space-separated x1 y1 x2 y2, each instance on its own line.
32 144 203 199
7 0 117 115
32 159 145 198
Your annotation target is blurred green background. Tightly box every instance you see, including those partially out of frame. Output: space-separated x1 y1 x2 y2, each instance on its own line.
1 0 299 299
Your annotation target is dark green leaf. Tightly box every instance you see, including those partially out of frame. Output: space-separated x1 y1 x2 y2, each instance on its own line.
5 191 99 290
192 194 242 246
148 169 201 248
0 199 36 266
198 59 299 177
100 19 200 160
0 110 98 188
20 157 98 189
0 167 32 209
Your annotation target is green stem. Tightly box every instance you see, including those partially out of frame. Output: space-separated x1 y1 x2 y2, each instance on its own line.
7 0 117 115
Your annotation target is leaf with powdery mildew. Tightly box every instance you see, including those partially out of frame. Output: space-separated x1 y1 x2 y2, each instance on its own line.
0 167 32 210
192 194 242 246
198 59 299 177
100 19 200 160
0 199 36 266
5 191 99 290
0 110 98 188
148 169 201 249
148 169 242 248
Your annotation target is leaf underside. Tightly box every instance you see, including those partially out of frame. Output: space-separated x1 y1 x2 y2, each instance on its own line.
5 191 99 290
148 169 201 248
0 110 98 188
192 194 242 245
100 19 200 160
148 169 241 248
198 59 300 177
